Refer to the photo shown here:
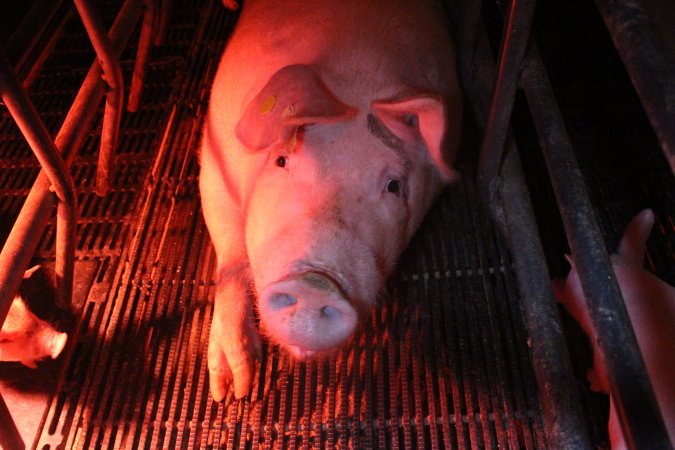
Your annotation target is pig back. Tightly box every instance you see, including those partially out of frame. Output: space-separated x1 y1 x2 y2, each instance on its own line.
225 0 455 96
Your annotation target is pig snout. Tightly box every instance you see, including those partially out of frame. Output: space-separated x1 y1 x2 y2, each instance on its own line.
258 272 358 358
46 329 68 359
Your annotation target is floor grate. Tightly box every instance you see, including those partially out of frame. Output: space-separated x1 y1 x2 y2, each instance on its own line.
1 0 673 449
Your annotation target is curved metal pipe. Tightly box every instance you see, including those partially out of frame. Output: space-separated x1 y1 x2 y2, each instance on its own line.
0 0 143 334
0 52 78 308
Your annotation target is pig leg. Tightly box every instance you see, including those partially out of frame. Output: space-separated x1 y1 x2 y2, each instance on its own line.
200 150 260 401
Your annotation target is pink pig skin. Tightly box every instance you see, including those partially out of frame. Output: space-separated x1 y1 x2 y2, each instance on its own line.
199 1 462 400
0 266 68 368
553 209 675 449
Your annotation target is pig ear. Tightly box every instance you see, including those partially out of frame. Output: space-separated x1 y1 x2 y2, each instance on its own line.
372 94 460 182
235 65 356 151
23 265 41 279
618 209 654 264
21 359 39 369
221 0 239 9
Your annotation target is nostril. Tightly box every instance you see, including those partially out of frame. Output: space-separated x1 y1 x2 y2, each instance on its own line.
268 293 297 310
320 305 340 319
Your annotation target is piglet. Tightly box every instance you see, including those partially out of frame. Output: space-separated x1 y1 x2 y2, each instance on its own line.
0 266 68 368
553 209 674 449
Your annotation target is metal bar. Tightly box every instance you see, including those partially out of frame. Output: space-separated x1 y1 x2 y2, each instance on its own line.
594 0 675 172
499 145 593 449
3 0 67 76
458 1 593 445
520 44 672 450
154 0 171 46
477 0 537 207
128 0 156 112
73 0 125 197
0 0 144 338
0 52 78 309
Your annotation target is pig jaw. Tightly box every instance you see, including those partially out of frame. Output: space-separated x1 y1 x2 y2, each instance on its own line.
258 272 359 358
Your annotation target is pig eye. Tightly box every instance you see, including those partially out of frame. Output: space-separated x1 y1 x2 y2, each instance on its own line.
276 155 288 168
385 179 401 196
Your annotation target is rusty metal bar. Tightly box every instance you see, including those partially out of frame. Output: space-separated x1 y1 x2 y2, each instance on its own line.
154 0 171 46
477 0 537 207
4 0 67 77
499 144 593 449
0 52 78 309
0 0 144 336
73 0 125 197
458 0 592 446
128 0 156 112
520 44 672 450
594 0 675 172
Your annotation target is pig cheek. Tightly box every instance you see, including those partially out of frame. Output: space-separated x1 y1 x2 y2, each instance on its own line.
244 178 308 288
375 200 412 273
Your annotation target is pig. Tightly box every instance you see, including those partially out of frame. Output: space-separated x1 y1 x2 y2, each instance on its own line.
553 209 675 449
199 0 462 400
0 266 68 368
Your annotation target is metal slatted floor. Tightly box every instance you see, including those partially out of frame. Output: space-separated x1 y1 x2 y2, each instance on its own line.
1 0 673 448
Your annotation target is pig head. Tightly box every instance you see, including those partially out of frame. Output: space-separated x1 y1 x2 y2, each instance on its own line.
553 209 675 449
199 1 462 400
0 266 68 368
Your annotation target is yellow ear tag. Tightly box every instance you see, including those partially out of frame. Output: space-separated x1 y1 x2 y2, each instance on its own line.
260 95 276 115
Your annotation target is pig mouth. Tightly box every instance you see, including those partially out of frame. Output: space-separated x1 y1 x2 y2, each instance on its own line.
288 261 352 301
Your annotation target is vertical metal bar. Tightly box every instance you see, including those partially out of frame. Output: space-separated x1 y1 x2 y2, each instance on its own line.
128 0 156 112
0 0 144 339
458 9 593 449
0 53 78 309
73 0 125 197
520 44 672 450
154 0 170 46
594 0 675 172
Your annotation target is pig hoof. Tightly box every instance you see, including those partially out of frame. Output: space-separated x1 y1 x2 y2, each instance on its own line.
207 310 261 401
207 346 256 401
208 368 231 402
